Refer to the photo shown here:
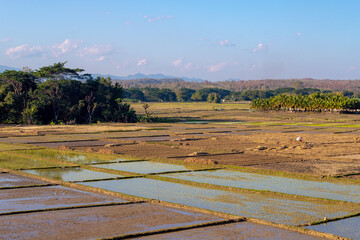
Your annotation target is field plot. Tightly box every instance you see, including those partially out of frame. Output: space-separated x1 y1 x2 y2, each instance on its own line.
134 222 327 240
14 148 130 164
0 143 38 152
0 135 96 144
0 185 126 214
0 204 227 240
307 216 360 240
162 170 360 203
0 173 45 187
32 140 115 148
22 167 124 182
0 152 64 169
81 178 360 226
90 161 200 174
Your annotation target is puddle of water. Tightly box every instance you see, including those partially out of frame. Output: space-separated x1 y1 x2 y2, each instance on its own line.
90 161 188 174
134 222 326 240
306 216 360 240
0 153 61 169
162 170 360 203
81 178 359 225
22 168 123 182
14 149 129 164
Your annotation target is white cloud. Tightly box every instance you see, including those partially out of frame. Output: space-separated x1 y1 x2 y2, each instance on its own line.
184 62 199 71
78 44 117 57
294 32 302 37
6 44 44 59
207 61 238 72
137 59 148 66
144 15 173 23
215 40 235 47
172 58 183 67
347 66 357 73
52 39 82 57
0 38 11 43
6 39 83 59
252 43 266 52
96 56 105 61
172 58 200 71
208 62 227 72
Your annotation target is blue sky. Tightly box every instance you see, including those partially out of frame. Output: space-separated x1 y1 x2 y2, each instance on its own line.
1 0 359 81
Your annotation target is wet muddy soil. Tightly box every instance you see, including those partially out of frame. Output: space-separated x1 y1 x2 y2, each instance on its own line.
0 173 45 187
0 203 223 240
135 222 327 240
0 185 126 213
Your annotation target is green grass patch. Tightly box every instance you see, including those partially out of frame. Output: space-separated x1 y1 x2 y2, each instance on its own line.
0 143 39 151
0 152 64 170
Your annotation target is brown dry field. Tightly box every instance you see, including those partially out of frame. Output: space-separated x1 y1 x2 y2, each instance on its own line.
1 102 360 178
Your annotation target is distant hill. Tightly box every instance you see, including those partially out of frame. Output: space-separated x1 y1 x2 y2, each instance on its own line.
91 73 205 82
115 78 187 88
0 65 20 73
113 78 360 92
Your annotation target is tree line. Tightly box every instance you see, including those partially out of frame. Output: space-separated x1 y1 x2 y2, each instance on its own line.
0 63 136 124
117 78 360 92
250 92 360 112
122 86 341 103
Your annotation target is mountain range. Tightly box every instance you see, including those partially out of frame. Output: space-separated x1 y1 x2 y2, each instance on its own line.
0 65 205 82
0 65 20 72
91 73 205 82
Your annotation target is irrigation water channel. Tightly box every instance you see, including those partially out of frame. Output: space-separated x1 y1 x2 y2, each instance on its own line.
14 149 360 239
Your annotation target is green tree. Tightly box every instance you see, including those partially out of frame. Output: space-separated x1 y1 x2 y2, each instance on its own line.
207 92 221 103
176 88 195 102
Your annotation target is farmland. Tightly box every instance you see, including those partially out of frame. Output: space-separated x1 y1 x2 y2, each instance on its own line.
1 102 360 239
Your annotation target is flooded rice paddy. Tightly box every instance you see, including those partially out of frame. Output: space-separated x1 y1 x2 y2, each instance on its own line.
0 173 45 187
306 216 360 240
162 170 360 203
0 185 126 213
90 161 190 174
14 149 129 164
22 167 124 182
0 203 224 240
81 178 359 225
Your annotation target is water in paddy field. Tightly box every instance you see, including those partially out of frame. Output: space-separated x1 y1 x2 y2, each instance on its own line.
90 161 189 174
162 170 360 203
0 185 126 213
306 216 360 240
22 168 123 182
81 178 359 225
14 149 129 164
